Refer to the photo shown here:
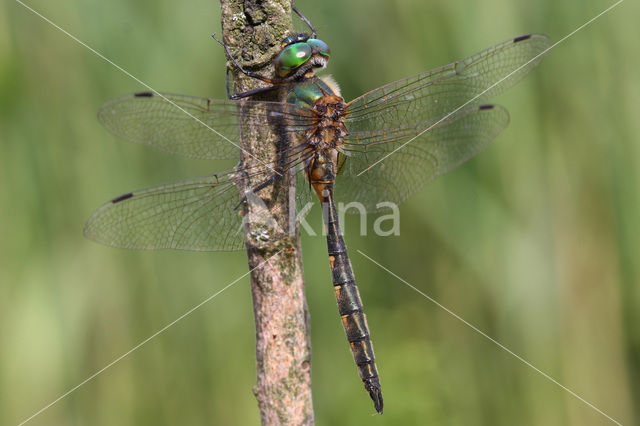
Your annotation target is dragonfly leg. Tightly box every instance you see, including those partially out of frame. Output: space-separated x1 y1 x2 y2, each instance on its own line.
291 1 316 39
213 34 284 100
234 174 280 210
224 69 280 100
252 174 280 194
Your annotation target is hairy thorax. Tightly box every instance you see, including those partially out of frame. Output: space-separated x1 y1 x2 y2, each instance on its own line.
303 94 349 200
306 93 348 151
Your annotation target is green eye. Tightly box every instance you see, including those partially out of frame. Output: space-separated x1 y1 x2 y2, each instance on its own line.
276 42 312 72
307 38 330 57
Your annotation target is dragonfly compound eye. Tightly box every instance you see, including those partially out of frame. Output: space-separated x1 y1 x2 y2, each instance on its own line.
307 38 330 57
276 42 312 75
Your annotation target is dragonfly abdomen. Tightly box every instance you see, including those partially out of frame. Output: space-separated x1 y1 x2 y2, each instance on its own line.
333 274 380 379
324 185 383 414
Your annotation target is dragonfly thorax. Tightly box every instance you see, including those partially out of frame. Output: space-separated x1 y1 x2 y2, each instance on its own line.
305 93 348 151
301 92 347 201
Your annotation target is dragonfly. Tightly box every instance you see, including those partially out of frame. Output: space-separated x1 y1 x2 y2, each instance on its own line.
84 4 550 414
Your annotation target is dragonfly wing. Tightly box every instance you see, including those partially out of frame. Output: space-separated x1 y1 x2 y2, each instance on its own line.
98 92 317 160
85 165 316 251
335 104 510 210
345 34 550 126
84 172 251 251
336 34 549 210
295 167 315 218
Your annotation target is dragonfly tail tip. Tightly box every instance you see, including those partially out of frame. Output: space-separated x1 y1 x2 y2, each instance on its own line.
365 378 383 414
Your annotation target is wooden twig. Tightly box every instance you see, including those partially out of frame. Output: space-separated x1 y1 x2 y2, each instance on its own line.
219 1 314 424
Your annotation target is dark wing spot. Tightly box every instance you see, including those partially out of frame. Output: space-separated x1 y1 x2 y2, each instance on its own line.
134 91 154 97
513 34 532 43
111 192 134 203
479 104 494 110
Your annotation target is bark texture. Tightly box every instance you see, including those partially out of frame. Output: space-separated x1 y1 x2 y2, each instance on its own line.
219 1 314 424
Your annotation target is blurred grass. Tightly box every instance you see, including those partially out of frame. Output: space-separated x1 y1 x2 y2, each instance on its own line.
1 0 639 425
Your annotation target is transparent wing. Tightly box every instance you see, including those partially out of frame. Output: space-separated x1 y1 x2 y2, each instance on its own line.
295 166 315 217
84 163 316 252
91 91 318 251
84 171 249 251
98 92 317 160
345 34 549 128
336 34 549 210
335 104 510 210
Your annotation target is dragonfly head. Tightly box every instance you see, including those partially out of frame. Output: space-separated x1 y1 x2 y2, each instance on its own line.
275 33 330 79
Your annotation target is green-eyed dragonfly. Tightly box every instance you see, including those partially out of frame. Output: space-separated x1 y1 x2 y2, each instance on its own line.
85 6 550 413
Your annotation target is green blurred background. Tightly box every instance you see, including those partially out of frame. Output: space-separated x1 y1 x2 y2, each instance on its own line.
1 0 638 424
